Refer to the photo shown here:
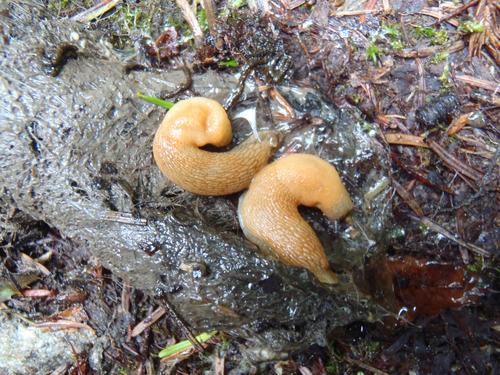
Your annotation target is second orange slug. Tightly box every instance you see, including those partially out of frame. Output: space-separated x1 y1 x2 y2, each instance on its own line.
238 153 354 284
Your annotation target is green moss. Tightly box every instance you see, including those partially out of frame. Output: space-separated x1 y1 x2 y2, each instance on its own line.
382 23 404 50
459 20 485 33
390 40 404 51
467 257 484 273
325 361 338 374
432 29 448 45
430 51 449 65
382 23 400 39
362 122 374 133
414 25 448 45
438 63 451 89
121 3 152 32
415 25 436 39
197 8 209 32
229 0 247 9
366 41 381 64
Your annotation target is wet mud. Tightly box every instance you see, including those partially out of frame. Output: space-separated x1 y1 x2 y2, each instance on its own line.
0 2 391 353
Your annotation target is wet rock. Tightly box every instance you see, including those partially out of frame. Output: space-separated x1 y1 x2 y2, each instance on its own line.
0 313 95 375
0 1 392 354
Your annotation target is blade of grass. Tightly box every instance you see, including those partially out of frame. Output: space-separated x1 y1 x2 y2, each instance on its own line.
158 330 217 359
137 92 174 110
71 0 121 23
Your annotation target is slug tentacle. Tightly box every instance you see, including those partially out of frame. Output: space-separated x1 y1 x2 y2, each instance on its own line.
238 153 354 284
153 97 280 196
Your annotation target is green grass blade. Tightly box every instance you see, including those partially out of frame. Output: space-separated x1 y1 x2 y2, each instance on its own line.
137 92 174 110
158 331 217 359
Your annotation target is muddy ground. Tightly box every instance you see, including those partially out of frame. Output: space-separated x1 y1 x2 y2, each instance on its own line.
0 0 498 374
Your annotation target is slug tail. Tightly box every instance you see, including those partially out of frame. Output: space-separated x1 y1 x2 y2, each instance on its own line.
314 269 339 285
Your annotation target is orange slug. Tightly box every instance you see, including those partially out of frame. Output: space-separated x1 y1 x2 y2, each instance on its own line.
238 153 354 284
153 97 280 196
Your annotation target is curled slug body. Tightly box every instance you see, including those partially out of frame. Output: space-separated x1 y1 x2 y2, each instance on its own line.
238 153 354 284
153 97 280 196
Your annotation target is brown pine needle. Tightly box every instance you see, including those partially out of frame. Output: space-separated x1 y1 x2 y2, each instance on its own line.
429 140 484 181
392 179 424 217
385 133 429 148
131 307 167 337
447 113 472 136
456 75 500 92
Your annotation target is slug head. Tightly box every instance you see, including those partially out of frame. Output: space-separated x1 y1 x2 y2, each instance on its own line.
276 154 353 219
158 97 232 147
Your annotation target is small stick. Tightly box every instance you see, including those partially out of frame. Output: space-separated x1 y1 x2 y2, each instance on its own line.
176 0 204 49
447 113 472 136
429 140 483 181
344 356 389 375
392 179 424 217
200 0 217 38
395 40 465 59
131 307 167 337
385 133 429 148
455 75 500 92
360 0 378 23
419 217 490 257
334 9 382 17
455 208 470 264
269 88 296 119
71 0 121 22
435 0 480 25
121 280 131 313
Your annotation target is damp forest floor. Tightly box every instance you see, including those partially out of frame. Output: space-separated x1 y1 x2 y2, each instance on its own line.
1 0 499 374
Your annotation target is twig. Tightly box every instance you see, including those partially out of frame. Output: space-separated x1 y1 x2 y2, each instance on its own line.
160 64 193 99
269 88 296 119
392 179 424 217
131 307 167 337
223 64 253 111
455 208 470 264
344 356 389 375
385 133 429 148
419 217 491 257
447 113 473 136
176 0 204 49
416 57 425 107
429 140 484 181
121 280 131 313
215 353 225 375
103 211 147 226
395 40 465 58
391 154 454 194
284 0 306 10
333 9 382 17
36 320 95 332
200 0 217 38
455 75 500 92
418 8 460 27
360 0 378 23
435 0 480 25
